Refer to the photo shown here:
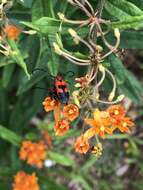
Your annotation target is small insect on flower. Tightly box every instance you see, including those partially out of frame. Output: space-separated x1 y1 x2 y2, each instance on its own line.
19 140 47 169
33 68 72 105
13 171 40 190
91 143 103 158
52 74 70 105
4 24 21 40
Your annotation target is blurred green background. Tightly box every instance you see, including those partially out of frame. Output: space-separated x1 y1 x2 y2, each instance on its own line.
0 0 143 189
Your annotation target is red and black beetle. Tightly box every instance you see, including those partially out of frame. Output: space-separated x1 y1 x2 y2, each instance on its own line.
49 74 70 105
32 69 74 105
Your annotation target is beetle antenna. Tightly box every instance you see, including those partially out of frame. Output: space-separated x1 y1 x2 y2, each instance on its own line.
32 68 47 74
31 67 56 79
32 86 48 91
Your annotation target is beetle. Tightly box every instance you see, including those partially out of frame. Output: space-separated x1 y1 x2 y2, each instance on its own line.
52 74 69 105
32 68 73 105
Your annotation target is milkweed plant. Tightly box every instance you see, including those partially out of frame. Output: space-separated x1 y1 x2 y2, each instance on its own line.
0 0 143 189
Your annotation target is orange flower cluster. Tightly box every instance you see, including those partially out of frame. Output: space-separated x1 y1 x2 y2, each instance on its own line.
75 105 134 154
42 97 79 136
4 25 21 40
13 171 40 190
19 140 46 168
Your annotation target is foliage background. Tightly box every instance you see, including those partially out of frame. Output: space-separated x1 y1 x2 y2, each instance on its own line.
0 0 143 189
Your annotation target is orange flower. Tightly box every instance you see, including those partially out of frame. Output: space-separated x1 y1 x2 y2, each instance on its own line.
107 104 126 120
84 109 112 138
13 171 40 190
42 97 60 112
74 135 90 154
111 117 134 133
4 25 21 40
54 119 70 136
19 141 46 168
107 105 135 133
63 104 79 121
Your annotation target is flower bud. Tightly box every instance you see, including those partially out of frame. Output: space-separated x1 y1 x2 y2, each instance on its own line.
57 12 65 20
72 91 80 107
96 45 103 52
114 28 120 39
99 64 105 72
75 83 81 88
108 92 115 101
23 30 37 35
117 94 125 102
95 93 100 100
53 42 62 55
68 28 77 37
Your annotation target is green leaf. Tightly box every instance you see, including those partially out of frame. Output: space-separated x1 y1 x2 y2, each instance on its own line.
17 0 34 8
47 0 55 18
109 55 126 84
106 134 129 139
24 133 39 141
0 87 8 124
21 17 69 35
121 69 143 102
111 15 143 29
80 155 97 172
2 64 15 88
0 57 14 67
39 175 67 190
22 17 60 35
0 125 22 146
32 0 44 21
105 0 143 29
0 166 16 176
48 151 75 166
7 39 30 79
17 70 47 95
105 0 143 20
71 175 92 190
30 1 59 76
46 36 59 76
129 0 143 9
109 55 143 102
120 30 143 49
32 0 55 21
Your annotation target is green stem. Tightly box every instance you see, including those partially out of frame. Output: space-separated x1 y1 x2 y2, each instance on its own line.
98 0 105 18
95 134 100 144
